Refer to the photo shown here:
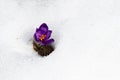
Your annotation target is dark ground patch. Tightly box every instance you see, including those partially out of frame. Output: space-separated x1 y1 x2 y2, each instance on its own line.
33 41 54 56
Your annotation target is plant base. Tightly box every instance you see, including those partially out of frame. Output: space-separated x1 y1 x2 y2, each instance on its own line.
33 41 54 56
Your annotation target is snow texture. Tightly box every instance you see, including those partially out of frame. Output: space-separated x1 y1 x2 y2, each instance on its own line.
0 0 120 80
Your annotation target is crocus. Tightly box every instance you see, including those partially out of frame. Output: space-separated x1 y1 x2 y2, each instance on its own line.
34 23 54 45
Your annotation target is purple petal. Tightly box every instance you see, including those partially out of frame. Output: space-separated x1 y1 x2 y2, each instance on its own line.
34 33 39 41
45 30 52 40
34 32 41 41
44 39 54 45
36 28 40 32
39 23 48 34
36 27 45 36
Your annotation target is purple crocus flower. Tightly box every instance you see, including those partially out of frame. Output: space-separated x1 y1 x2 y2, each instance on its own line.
34 23 54 45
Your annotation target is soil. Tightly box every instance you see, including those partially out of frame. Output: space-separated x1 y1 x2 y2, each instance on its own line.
33 41 54 56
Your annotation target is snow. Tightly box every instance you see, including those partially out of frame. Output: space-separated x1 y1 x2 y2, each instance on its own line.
0 0 120 80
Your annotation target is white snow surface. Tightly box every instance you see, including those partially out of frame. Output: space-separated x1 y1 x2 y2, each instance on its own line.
0 0 120 80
